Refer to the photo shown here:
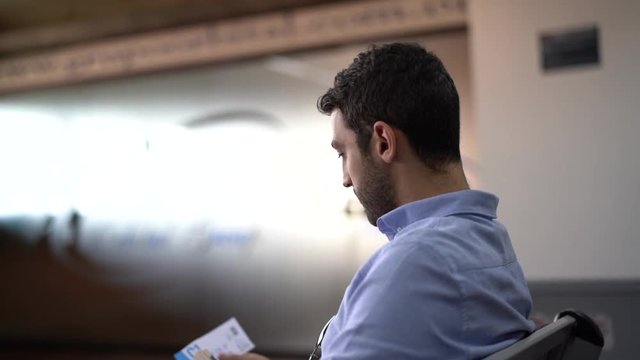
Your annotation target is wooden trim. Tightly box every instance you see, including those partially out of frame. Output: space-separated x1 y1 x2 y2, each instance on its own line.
0 0 466 94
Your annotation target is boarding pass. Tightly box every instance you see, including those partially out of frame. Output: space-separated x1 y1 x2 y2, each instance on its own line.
174 317 255 360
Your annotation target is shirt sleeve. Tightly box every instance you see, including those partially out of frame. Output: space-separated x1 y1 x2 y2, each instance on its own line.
321 240 468 360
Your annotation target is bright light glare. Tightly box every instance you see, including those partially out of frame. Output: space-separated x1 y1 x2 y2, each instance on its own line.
167 122 281 226
0 109 352 243
68 119 283 227
0 108 69 216
66 118 161 220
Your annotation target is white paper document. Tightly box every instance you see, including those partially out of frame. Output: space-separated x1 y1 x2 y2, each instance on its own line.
174 317 255 360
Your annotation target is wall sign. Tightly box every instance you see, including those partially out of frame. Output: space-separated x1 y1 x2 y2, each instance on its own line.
540 25 600 71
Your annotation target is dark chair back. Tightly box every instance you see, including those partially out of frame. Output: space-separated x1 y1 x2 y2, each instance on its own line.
484 309 604 360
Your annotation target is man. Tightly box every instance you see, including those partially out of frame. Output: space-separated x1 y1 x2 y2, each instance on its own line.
222 43 534 360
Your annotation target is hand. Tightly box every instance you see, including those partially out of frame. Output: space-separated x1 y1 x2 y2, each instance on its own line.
218 353 270 360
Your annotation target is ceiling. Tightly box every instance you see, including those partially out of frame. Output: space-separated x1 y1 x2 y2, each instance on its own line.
0 0 343 56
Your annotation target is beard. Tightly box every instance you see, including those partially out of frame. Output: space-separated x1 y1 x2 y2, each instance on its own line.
354 157 397 226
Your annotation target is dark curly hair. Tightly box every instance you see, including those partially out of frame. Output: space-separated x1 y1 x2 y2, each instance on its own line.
317 43 461 171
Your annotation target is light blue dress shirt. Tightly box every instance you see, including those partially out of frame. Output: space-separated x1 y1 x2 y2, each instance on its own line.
321 190 535 360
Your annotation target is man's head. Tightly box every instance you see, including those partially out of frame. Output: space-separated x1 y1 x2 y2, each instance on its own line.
319 43 462 225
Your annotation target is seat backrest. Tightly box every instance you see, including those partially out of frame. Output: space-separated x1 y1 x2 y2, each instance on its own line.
484 309 604 360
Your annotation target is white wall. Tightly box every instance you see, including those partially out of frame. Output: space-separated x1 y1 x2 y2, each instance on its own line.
470 0 640 280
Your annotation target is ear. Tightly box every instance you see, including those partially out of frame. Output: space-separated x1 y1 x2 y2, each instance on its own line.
371 121 396 164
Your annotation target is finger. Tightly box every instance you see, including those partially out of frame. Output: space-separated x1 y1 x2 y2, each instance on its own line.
218 354 240 360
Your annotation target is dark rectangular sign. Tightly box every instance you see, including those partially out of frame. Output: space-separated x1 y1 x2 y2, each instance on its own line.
541 26 600 71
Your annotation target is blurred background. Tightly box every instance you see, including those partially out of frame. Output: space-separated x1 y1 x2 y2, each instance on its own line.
0 0 638 359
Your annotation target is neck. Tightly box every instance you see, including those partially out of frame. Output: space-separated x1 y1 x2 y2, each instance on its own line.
393 162 469 206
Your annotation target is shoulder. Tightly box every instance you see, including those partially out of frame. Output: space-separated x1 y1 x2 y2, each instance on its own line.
346 231 461 313
362 229 452 284
395 214 516 272
323 226 468 359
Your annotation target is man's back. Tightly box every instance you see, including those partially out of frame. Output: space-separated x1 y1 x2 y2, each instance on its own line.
321 190 535 360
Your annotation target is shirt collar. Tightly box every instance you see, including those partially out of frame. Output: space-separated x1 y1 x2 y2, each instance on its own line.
376 190 499 241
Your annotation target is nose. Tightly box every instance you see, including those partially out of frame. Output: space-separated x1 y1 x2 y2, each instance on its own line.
342 173 352 188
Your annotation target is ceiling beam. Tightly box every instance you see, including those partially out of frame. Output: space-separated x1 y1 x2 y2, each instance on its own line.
0 0 341 56
0 0 467 94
